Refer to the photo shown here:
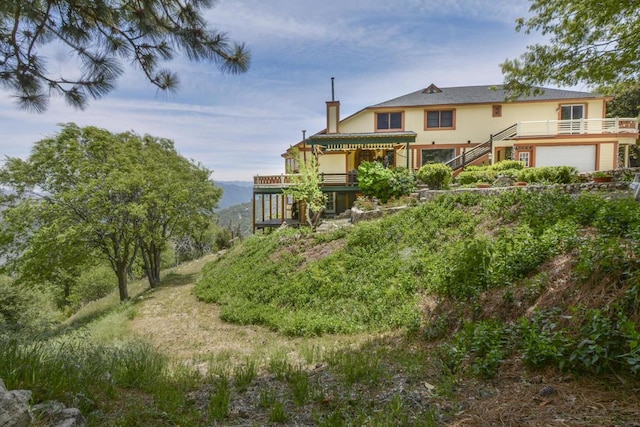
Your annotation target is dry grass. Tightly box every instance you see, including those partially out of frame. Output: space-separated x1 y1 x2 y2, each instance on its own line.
128 253 370 374
71 249 640 426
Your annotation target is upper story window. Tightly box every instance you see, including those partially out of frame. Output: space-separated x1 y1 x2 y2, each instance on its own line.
492 105 502 117
560 104 585 120
376 111 403 131
285 157 299 173
560 104 586 133
425 109 455 129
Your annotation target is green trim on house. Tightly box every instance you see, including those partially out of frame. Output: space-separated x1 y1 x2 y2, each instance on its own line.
309 132 416 146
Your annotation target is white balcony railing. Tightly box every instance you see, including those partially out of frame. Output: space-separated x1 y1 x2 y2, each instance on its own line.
516 118 638 137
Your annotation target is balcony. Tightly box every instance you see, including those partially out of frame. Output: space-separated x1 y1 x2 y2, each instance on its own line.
516 118 638 138
253 172 359 189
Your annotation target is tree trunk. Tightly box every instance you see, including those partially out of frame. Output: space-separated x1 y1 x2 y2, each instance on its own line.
307 207 325 231
147 248 161 288
116 262 129 301
140 240 162 288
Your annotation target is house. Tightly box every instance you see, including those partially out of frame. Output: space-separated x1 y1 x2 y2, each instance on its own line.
253 83 639 232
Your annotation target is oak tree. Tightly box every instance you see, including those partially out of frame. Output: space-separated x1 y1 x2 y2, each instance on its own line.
502 0 640 96
0 123 221 300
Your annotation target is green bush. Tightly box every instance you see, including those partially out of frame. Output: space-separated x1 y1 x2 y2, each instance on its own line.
516 165 578 184
456 169 496 185
416 163 453 189
488 160 525 171
0 276 61 333
357 162 416 203
69 265 116 311
439 320 509 379
517 306 640 375
388 167 417 198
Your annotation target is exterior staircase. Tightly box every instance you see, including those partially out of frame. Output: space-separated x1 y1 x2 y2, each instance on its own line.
444 124 517 172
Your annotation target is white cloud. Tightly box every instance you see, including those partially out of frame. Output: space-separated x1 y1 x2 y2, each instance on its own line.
0 0 539 182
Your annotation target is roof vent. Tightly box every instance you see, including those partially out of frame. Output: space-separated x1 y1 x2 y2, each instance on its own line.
423 83 442 94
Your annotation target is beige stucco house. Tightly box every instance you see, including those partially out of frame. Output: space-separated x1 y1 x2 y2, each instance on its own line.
253 83 638 231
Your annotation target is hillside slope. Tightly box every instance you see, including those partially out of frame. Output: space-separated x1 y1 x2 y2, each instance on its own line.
192 188 640 424
3 189 640 426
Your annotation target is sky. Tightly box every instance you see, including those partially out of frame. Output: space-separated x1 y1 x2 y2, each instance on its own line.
0 0 562 182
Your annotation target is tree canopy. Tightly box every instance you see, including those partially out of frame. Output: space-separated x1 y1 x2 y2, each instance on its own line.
502 0 640 96
283 150 326 230
607 86 640 119
0 123 221 301
0 0 250 112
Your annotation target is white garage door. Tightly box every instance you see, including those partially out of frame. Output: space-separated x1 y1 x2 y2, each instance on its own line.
535 145 596 172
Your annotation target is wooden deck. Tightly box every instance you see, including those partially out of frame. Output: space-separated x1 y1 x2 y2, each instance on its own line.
254 218 301 230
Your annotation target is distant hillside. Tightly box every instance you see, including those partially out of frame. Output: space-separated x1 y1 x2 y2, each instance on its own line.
216 201 252 237
216 181 252 210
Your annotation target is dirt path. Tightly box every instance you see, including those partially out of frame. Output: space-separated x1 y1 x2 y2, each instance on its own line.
129 254 350 367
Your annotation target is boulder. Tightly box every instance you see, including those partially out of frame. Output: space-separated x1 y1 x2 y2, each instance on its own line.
32 402 86 427
0 378 32 427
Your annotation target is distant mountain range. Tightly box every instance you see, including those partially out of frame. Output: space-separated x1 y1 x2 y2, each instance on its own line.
216 181 253 210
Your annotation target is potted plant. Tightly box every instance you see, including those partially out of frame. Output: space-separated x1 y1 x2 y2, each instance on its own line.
514 181 528 187
593 171 613 183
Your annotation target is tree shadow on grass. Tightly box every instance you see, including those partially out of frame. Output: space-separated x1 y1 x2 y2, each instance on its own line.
160 271 199 287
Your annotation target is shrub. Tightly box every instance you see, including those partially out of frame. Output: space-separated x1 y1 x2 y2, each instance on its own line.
357 162 416 203
456 169 497 185
69 265 116 311
496 168 520 180
0 276 61 334
517 166 578 184
416 163 453 189
488 160 525 171
388 167 417 198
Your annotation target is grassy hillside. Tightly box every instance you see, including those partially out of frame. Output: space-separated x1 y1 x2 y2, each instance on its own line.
2 188 640 425
196 189 640 375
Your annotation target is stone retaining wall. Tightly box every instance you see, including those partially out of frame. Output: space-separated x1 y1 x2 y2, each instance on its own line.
349 167 640 223
416 181 632 203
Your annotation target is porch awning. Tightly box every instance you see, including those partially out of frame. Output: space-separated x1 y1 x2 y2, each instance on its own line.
308 131 416 151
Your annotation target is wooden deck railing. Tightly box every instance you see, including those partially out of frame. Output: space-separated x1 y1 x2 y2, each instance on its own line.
253 172 359 188
516 118 638 137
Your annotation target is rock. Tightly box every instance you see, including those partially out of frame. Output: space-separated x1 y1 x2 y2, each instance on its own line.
538 385 557 397
32 401 86 427
0 378 32 427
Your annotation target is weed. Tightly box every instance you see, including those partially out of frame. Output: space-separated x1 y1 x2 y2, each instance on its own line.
327 348 386 386
267 350 293 381
258 387 277 409
287 366 310 405
233 357 257 391
207 376 231 421
300 340 324 364
268 400 289 423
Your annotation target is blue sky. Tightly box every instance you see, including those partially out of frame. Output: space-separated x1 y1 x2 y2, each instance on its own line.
0 0 563 182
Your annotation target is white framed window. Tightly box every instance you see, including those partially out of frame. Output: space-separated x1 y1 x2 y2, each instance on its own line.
518 151 530 167
560 104 584 120
560 104 585 134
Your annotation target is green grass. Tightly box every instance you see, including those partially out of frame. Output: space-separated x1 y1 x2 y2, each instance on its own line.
195 190 640 336
3 189 640 425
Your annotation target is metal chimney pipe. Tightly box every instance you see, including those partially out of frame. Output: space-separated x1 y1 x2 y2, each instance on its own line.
331 77 335 101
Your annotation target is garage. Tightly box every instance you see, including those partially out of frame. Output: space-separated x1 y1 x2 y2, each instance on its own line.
535 145 596 172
